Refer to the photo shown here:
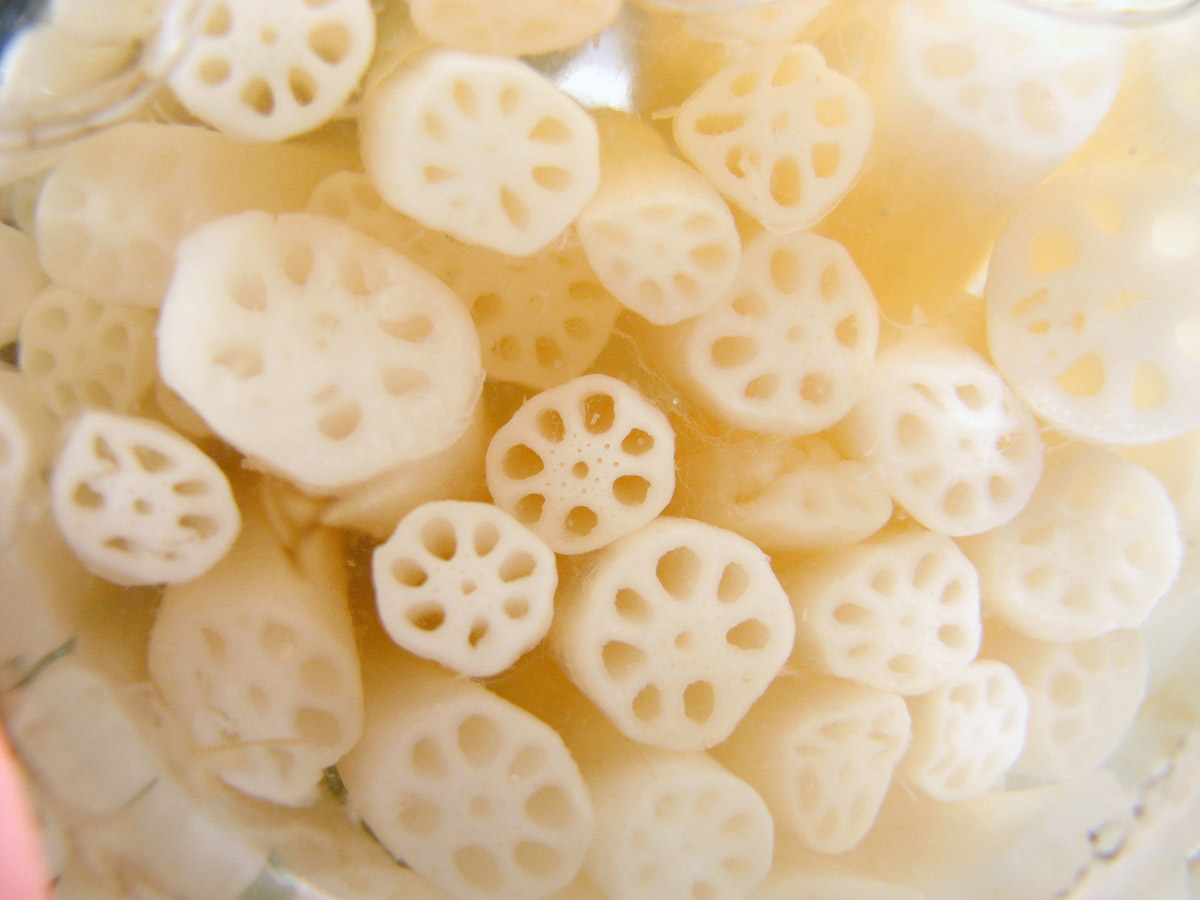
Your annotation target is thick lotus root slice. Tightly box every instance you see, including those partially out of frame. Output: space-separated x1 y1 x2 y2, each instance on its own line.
663 230 879 434
409 0 621 57
555 517 795 750
715 676 910 854
361 50 600 255
373 500 557 677
486 374 675 555
836 338 1043 537
339 654 593 900
49 411 240 585
19 285 157 419
901 660 1029 802
674 43 873 232
167 0 375 141
960 446 1181 643
781 529 982 695
986 165 1200 444
158 211 482 494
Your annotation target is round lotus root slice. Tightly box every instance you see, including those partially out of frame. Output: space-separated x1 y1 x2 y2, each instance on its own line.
49 411 240 586
661 229 879 434
836 338 1043 537
157 211 483 494
780 529 982 696
714 676 911 854
673 42 873 233
554 517 795 751
373 501 557 678
408 0 621 57
959 446 1182 644
986 166 1200 445
360 50 600 256
166 0 375 142
485 374 675 555
900 660 1029 803
339 654 594 900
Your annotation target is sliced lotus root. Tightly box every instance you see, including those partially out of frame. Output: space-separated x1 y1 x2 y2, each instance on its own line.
781 529 982 695
485 374 675 555
836 338 1043 537
360 49 600 256
167 0 374 142
554 517 795 750
900 659 1028 803
338 652 593 900
985 165 1200 444
584 746 773 900
959 446 1181 643
714 675 910 854
674 432 893 553
409 0 621 57
680 0 837 44
659 229 879 434
373 500 557 677
0 224 47 344
49 411 240 586
0 370 57 548
157 211 482 494
986 626 1148 781
673 42 873 232
576 110 740 326
19 285 157 419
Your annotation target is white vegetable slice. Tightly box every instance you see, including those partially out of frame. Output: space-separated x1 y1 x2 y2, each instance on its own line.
0 370 57 548
836 337 1043 537
360 49 600 255
554 517 795 750
985 165 1200 444
679 0 836 44
0 224 47 344
962 446 1181 643
673 43 873 232
409 0 622 57
49 411 240 586
158 210 483 494
485 374 675 555
167 0 375 142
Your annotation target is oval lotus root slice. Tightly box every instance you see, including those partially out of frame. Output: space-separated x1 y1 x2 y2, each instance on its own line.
360 49 600 256
485 374 675 555
167 0 375 142
836 338 1043 537
673 42 873 232
158 210 483 494
986 165 1200 444
49 411 240 586
959 445 1182 643
373 500 557 678
554 517 795 750
408 0 621 57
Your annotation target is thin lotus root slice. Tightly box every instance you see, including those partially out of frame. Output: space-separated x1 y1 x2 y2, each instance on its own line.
985 625 1148 781
360 50 600 256
674 432 893 553
485 374 675 555
576 110 740 326
158 211 483 494
780 529 982 695
659 229 879 434
985 165 1200 445
714 675 910 854
48 412 240 586
584 746 773 900
409 0 621 57
0 370 57 548
673 43 873 233
19 285 157 420
0 224 47 344
373 500 557 677
836 337 1043 537
148 519 363 806
554 517 795 750
167 0 375 142
959 446 1181 644
338 651 594 900
900 660 1029 803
